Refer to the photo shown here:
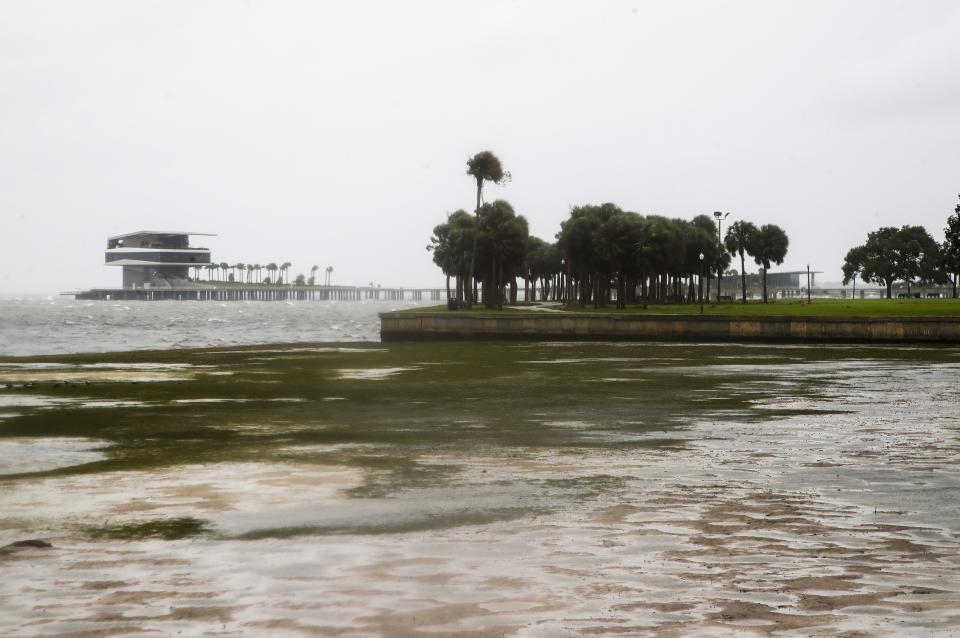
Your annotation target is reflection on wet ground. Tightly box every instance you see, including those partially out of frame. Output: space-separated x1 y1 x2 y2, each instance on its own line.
0 342 959 636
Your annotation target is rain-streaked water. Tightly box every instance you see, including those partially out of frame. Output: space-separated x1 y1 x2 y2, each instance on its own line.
0 296 430 355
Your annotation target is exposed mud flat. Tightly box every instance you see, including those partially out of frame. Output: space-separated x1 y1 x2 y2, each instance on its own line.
0 342 958 636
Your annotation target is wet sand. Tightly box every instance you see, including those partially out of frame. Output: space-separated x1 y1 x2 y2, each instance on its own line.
0 342 958 636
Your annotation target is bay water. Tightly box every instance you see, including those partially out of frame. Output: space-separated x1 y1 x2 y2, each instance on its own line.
0 296 430 356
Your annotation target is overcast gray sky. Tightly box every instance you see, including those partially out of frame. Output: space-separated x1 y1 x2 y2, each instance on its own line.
2 0 959 293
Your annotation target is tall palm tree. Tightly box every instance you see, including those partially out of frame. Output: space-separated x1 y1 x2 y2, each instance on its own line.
724 221 758 303
310 265 319 286
280 262 292 285
748 224 789 303
266 262 278 284
247 264 254 283
465 151 509 309
326 266 333 286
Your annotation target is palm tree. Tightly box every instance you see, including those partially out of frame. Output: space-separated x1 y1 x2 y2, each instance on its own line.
428 210 476 304
465 151 509 308
724 221 758 303
310 265 319 286
326 266 333 286
748 224 789 303
477 200 528 309
280 262 292 285
266 262 278 284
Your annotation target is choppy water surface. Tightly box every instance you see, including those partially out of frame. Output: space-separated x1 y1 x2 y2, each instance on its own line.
1 341 959 636
0 296 428 355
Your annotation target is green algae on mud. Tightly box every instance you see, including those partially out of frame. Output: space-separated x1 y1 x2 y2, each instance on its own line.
2 341 959 538
83 516 211 541
3 341 960 636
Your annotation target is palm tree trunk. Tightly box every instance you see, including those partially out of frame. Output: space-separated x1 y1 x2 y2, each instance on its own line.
740 251 747 303
762 267 768 303
465 178 482 309
498 261 504 310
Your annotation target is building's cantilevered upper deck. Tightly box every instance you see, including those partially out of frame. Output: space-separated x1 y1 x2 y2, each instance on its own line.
105 231 214 267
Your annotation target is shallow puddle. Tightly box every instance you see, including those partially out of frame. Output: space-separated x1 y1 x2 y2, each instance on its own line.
0 437 107 475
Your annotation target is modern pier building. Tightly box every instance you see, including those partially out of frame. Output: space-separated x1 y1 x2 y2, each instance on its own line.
106 231 213 288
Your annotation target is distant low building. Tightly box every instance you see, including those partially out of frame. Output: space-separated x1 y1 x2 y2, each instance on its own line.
735 270 820 288
106 231 214 288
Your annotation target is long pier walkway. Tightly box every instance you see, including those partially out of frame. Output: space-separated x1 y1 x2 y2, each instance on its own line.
68 286 447 302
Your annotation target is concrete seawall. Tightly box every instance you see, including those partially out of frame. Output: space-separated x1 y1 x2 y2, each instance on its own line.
380 312 960 343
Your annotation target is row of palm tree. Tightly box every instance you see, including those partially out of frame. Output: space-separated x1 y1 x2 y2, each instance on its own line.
429 150 790 308
562 209 789 307
190 262 334 286
429 201 529 309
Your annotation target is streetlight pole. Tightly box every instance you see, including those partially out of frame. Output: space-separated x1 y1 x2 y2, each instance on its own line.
699 253 705 314
713 211 729 303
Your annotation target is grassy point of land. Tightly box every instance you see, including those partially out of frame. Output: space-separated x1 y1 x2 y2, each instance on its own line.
405 298 960 317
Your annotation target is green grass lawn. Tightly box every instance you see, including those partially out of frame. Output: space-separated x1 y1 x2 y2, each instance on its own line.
407 298 960 317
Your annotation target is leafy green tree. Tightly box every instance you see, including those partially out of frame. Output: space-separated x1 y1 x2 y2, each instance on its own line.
842 245 867 297
294 273 306 286
747 224 789 303
724 221 758 303
846 225 945 298
896 226 944 293
465 151 508 309
944 196 960 297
